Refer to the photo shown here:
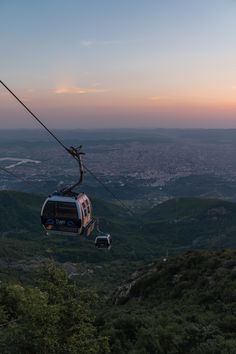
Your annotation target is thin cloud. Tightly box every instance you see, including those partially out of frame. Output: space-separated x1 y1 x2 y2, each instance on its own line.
80 40 93 48
149 96 172 101
55 85 109 94
80 39 140 48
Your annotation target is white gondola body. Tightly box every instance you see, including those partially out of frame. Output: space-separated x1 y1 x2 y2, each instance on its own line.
95 233 112 249
41 193 94 236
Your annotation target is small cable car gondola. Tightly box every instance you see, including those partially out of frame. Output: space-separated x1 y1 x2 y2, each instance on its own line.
94 220 112 249
41 146 95 236
95 233 112 249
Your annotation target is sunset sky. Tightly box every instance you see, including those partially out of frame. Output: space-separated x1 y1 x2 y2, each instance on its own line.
1 0 236 129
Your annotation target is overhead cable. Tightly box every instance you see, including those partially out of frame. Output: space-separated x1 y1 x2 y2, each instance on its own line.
0 80 135 215
0 166 32 186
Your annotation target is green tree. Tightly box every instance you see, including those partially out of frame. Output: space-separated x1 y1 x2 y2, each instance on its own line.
0 263 110 354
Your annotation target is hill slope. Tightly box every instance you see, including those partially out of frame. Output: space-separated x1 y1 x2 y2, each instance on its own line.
142 197 236 250
100 250 236 354
0 191 236 353
0 191 236 290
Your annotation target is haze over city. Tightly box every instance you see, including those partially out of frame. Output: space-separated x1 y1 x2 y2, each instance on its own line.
1 0 236 129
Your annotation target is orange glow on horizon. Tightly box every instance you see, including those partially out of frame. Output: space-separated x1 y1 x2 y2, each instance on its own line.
2 83 236 129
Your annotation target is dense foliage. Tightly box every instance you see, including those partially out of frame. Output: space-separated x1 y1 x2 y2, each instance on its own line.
0 263 109 354
0 191 236 353
0 251 235 353
99 250 236 354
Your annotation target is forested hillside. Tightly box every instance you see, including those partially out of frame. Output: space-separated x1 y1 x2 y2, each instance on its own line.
99 250 236 353
0 191 236 353
1 191 236 287
0 251 235 353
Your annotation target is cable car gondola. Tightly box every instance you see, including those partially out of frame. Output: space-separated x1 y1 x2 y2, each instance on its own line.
41 146 95 236
0 81 117 243
41 192 94 236
94 220 112 249
95 233 112 249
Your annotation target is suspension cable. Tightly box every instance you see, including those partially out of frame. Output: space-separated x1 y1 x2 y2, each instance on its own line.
0 80 69 153
84 165 134 215
0 166 33 186
0 80 135 215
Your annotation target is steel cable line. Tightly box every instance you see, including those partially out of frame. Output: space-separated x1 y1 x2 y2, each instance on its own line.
0 80 135 216
84 165 134 216
0 81 68 153
0 166 33 186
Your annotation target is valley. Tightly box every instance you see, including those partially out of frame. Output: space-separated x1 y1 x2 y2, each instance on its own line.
0 129 236 353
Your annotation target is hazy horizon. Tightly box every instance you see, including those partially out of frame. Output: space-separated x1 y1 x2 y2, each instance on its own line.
3 125 236 131
3 126 236 131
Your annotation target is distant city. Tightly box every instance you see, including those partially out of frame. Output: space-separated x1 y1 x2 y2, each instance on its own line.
1 128 236 209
